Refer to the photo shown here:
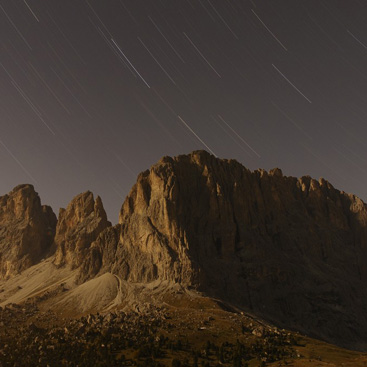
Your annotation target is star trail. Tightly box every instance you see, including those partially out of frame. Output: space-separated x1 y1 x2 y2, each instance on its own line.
1 0 367 222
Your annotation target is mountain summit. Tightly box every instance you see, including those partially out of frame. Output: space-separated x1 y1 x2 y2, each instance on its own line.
0 184 56 278
78 150 367 349
1 151 367 351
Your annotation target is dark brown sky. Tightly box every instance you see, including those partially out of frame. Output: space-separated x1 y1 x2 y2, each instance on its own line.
1 0 367 222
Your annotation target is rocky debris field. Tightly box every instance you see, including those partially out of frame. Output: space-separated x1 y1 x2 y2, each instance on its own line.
0 300 302 367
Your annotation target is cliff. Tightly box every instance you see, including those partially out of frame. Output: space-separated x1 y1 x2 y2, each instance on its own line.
79 151 367 349
2 151 367 350
0 184 56 278
53 191 111 269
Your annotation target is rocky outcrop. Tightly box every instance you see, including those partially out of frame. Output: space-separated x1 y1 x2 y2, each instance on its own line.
53 192 111 269
0 184 56 279
76 225 120 284
3 152 367 350
79 151 367 349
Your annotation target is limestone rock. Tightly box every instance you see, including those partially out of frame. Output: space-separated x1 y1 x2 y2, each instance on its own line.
79 150 367 349
76 225 119 284
8 153 367 350
54 191 111 269
0 184 56 278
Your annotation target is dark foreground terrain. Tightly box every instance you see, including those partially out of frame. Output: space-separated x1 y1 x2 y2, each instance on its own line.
1 294 366 367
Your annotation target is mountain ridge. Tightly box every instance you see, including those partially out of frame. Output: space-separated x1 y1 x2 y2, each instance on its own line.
1 150 367 351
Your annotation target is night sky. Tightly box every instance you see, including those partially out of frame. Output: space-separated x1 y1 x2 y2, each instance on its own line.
1 1 367 222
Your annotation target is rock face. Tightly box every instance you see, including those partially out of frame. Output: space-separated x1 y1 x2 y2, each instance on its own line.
0 184 56 279
3 152 367 350
54 192 111 269
79 151 367 350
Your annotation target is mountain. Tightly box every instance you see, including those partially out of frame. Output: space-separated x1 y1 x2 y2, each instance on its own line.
0 184 56 279
53 191 111 269
77 150 367 350
1 151 367 353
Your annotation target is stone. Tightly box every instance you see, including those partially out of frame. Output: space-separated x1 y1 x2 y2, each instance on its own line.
53 191 111 269
0 184 56 278
79 150 367 350
4 151 367 351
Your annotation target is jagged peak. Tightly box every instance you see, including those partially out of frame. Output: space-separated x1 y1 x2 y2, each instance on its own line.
157 150 214 165
54 191 111 269
3 154 367 351
0 184 56 278
131 151 366 210
10 183 35 193
61 191 94 218
0 184 46 222
269 167 283 177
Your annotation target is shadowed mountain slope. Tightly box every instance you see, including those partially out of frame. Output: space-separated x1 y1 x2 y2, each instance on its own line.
79 151 367 350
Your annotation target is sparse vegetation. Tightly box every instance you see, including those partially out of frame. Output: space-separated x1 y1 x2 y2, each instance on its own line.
0 299 366 367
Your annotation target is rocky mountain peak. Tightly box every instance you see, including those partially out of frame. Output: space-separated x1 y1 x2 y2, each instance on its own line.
0 184 56 279
53 191 111 269
3 151 367 350
0 184 40 220
79 151 367 349
268 167 283 177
